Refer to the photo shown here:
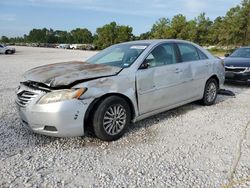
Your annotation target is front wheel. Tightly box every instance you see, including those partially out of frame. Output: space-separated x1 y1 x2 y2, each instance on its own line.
202 78 218 106
5 50 12 54
92 96 131 141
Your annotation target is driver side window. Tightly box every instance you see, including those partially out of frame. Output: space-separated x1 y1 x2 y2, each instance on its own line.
145 43 177 68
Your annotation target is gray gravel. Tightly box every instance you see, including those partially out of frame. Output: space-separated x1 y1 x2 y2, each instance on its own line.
0 46 250 188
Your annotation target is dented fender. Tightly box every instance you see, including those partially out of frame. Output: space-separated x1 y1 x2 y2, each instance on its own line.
73 74 139 119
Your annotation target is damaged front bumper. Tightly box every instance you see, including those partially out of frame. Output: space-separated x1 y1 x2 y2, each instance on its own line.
16 85 93 137
225 71 250 83
225 67 250 84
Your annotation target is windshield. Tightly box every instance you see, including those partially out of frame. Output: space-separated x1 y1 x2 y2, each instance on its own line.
86 43 148 68
230 48 250 58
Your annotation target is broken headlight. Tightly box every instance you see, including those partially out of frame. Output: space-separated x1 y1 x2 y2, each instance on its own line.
37 88 87 104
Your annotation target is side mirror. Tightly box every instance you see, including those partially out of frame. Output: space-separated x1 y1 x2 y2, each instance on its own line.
139 60 150 69
224 53 230 57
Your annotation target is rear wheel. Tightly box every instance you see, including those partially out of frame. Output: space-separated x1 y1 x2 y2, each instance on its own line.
202 78 218 105
92 96 131 141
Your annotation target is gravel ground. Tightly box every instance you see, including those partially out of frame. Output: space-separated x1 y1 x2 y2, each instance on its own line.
0 46 250 188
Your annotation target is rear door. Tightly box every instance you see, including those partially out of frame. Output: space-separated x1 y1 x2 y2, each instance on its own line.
176 43 209 98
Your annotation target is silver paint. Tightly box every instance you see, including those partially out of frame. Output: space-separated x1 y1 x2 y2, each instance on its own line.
16 40 225 137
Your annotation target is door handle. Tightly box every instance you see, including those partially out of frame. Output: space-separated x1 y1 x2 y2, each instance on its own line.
175 68 182 73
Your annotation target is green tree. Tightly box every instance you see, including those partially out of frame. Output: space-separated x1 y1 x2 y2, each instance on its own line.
195 13 213 45
209 17 223 45
219 6 242 46
0 36 9 43
184 20 198 42
70 28 93 44
94 22 133 49
170 14 188 39
138 32 151 40
150 18 171 39
238 0 250 45
28 28 47 43
115 25 133 43
45 28 57 43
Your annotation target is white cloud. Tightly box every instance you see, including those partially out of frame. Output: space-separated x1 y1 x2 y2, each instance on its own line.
0 14 16 21
184 0 207 13
0 0 179 16
0 0 240 19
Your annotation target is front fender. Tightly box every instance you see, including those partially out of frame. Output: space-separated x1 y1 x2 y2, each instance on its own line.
73 76 139 118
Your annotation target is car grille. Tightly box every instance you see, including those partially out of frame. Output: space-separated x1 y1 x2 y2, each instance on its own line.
225 67 246 73
16 90 38 108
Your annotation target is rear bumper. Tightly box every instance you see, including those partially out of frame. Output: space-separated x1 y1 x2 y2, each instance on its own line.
16 99 93 137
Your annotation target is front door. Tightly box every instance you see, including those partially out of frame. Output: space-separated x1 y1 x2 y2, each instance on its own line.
136 43 186 115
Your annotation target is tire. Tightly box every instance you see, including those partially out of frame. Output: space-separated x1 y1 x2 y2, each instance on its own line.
5 50 12 54
92 96 131 141
202 78 219 106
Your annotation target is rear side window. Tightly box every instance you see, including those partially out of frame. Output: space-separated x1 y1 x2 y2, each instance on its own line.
197 48 208 60
177 43 200 62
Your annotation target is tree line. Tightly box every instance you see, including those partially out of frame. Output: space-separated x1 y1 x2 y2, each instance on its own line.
1 0 249 49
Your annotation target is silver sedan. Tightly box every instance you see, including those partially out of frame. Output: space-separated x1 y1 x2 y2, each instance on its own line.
16 40 225 141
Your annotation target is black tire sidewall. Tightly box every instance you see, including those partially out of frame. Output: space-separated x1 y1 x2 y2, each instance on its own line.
92 96 131 141
203 78 218 106
5 50 11 54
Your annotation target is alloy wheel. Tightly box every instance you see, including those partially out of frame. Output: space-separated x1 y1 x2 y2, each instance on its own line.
103 104 127 135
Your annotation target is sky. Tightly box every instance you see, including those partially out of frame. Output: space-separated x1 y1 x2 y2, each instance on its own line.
0 0 242 37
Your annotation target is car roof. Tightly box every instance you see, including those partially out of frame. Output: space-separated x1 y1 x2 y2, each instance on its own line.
120 39 194 45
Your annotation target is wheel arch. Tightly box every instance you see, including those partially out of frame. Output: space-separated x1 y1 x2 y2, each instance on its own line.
84 92 136 130
207 74 220 87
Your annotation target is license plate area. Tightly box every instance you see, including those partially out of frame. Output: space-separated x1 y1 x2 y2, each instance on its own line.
226 72 235 78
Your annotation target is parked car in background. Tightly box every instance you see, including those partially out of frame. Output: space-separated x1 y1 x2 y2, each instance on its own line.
16 40 225 141
0 44 16 54
56 44 70 49
70 44 96 50
69 44 81 49
224 46 250 84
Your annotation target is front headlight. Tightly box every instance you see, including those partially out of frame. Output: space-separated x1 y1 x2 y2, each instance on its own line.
37 88 87 104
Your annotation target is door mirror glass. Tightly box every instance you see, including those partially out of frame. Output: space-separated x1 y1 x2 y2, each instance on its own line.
224 53 230 57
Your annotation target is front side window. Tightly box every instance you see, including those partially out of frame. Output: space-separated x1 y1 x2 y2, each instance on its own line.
177 43 200 62
145 43 177 68
87 44 148 68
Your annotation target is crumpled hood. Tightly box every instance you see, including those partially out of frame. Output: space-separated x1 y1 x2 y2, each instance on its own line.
23 61 122 87
224 57 250 67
